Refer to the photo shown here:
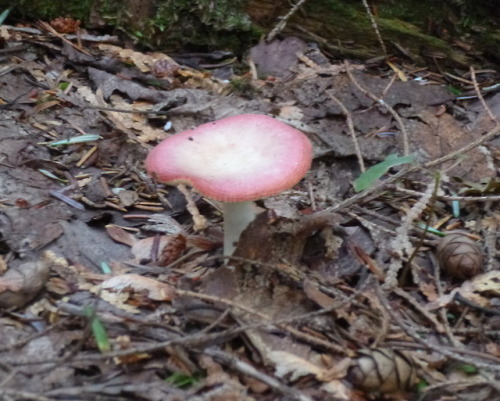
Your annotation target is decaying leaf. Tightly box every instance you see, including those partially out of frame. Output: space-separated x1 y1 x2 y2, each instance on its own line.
458 177 500 196
268 351 352 398
470 270 500 295
106 224 137 247
101 274 175 301
97 44 179 74
428 270 500 310
141 214 185 234
268 350 324 381
303 279 337 308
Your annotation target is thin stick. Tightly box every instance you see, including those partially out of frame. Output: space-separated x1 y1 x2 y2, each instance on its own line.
327 91 365 171
424 124 500 168
360 0 387 55
375 282 500 372
204 349 314 401
345 61 410 155
470 66 497 122
175 289 348 355
266 0 310 41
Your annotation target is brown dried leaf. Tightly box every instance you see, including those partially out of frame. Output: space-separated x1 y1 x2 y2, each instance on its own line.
106 225 137 247
303 279 337 308
268 350 324 380
116 189 138 207
186 235 221 251
97 44 179 74
101 273 175 301
131 234 187 265
177 184 207 231
268 351 352 398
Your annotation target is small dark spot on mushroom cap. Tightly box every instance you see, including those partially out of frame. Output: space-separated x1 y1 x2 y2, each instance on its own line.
188 137 194 141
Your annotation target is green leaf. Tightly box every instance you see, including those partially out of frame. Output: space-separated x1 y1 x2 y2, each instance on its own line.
447 86 462 96
0 8 11 26
58 82 70 91
458 364 478 374
353 154 415 192
165 372 201 388
42 134 102 147
84 305 111 353
415 378 429 392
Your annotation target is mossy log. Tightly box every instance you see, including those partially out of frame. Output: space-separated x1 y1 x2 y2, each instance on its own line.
3 0 499 67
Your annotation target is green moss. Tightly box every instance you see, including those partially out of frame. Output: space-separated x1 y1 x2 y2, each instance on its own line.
3 0 260 52
145 0 258 51
7 0 92 22
376 0 442 27
377 18 447 49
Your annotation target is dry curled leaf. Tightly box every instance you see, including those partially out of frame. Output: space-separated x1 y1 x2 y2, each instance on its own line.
131 234 187 265
101 274 175 301
348 348 417 394
437 231 484 280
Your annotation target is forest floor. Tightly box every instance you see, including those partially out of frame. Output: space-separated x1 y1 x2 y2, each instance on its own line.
0 18 499 401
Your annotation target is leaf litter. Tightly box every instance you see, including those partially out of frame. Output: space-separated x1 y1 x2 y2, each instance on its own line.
0 19 499 401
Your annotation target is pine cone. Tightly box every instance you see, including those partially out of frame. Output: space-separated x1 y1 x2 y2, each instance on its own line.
436 232 483 280
348 348 417 393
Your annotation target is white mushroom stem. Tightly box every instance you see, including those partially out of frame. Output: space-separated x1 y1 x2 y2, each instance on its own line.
223 201 256 258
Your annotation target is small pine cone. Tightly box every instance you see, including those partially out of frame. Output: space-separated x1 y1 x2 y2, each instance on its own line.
159 234 187 266
349 348 417 393
437 232 483 280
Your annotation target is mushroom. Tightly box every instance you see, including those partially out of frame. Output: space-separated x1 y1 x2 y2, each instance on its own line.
145 114 312 258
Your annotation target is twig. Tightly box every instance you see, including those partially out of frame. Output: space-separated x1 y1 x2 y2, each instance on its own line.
420 378 500 400
338 124 500 237
0 389 56 401
384 174 438 289
433 251 467 347
389 186 500 202
177 184 207 231
374 282 500 373
324 166 413 213
483 219 499 272
424 124 500 168
327 91 365 171
266 0 310 41
36 21 92 56
345 61 410 155
470 66 497 122
3 25 118 42
360 0 387 55
0 45 30 54
204 348 314 401
82 105 170 114
175 289 349 355
393 287 444 333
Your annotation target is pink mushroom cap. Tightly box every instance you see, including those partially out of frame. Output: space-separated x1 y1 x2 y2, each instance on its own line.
145 114 312 202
